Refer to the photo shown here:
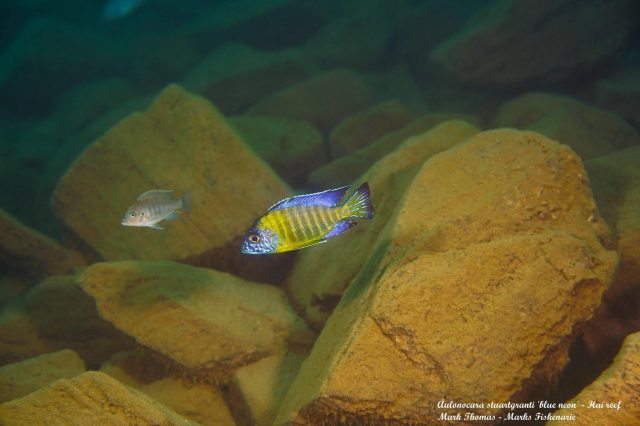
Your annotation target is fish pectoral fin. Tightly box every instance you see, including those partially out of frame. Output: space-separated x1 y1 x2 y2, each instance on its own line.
165 211 180 221
294 239 327 250
149 222 164 230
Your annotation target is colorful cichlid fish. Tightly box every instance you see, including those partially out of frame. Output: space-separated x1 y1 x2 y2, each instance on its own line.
241 183 373 254
121 190 189 230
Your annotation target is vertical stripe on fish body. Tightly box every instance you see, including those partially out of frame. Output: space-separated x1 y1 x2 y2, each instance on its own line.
245 183 373 254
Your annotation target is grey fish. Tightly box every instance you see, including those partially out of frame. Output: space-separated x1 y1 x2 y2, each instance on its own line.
121 190 189 230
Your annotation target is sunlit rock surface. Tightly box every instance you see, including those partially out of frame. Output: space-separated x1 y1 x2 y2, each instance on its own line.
276 129 617 424
0 371 199 426
0 349 85 403
79 261 313 384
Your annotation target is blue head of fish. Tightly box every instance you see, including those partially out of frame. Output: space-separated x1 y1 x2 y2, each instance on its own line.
241 226 278 255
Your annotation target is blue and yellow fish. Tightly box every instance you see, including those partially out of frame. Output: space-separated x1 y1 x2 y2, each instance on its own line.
241 183 374 254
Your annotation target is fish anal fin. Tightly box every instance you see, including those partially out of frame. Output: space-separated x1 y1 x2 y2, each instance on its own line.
149 222 164 230
324 219 358 239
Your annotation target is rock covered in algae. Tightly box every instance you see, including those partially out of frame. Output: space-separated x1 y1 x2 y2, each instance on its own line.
275 130 618 424
79 261 314 384
0 349 85 403
288 120 480 328
247 68 374 133
430 0 637 85
227 350 305 426
309 112 480 188
0 208 85 278
0 371 198 426
491 92 640 160
52 84 290 264
547 332 640 425
230 115 326 186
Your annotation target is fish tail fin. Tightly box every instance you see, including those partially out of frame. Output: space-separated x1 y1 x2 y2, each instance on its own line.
180 192 192 213
343 182 373 219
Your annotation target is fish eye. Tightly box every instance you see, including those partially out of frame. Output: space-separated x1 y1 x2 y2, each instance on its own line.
130 212 136 217
140 212 144 216
248 234 260 243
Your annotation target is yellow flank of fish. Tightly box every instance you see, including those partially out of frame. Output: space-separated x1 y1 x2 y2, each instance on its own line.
259 204 347 253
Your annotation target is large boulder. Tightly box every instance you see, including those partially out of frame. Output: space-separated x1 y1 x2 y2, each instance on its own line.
52 84 291 279
548 332 640 425
288 120 480 328
247 69 375 134
230 115 326 187
0 371 199 425
0 349 85 403
181 43 313 115
276 130 617 424
0 209 85 279
79 261 313 384
430 0 638 85
491 93 640 160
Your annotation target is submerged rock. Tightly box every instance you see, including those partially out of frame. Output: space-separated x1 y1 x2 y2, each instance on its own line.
430 0 638 85
181 43 313 115
24 275 134 368
0 209 85 279
0 306 50 366
52 84 290 274
79 261 313 384
309 112 480 188
581 146 640 364
100 351 236 425
230 115 326 187
0 349 85 403
228 350 305 426
548 332 640 425
276 130 617 424
247 69 375 134
492 93 640 159
288 120 480 328
596 67 640 128
328 99 413 158
0 371 198 425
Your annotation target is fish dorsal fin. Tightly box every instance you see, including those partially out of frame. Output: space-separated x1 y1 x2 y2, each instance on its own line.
137 189 175 201
267 186 350 211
